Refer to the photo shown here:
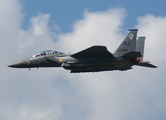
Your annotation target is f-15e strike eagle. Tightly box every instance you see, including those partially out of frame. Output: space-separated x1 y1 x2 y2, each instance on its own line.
8 29 157 73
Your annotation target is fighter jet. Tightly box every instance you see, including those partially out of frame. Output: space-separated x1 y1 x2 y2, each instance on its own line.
8 29 157 73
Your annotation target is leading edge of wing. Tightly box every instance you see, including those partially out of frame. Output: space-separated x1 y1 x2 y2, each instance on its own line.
71 46 116 59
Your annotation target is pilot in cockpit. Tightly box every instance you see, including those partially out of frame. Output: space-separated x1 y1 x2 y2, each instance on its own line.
32 50 65 58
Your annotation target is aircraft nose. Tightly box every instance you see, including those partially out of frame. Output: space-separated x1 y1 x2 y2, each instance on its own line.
8 60 28 68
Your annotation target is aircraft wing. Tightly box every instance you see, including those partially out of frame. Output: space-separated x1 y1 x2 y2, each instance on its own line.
71 46 116 59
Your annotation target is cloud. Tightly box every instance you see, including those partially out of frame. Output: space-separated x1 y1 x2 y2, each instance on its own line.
0 0 166 120
56 8 126 53
136 14 166 61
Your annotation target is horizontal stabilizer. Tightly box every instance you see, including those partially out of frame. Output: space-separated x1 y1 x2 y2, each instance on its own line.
122 51 142 59
71 46 116 59
136 62 157 68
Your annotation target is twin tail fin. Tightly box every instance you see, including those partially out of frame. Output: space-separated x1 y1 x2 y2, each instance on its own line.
114 29 138 57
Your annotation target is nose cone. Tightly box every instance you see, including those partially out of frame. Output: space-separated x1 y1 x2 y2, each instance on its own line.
8 60 29 68
8 62 21 68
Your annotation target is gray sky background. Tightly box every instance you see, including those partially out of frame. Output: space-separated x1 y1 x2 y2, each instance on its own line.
0 0 166 120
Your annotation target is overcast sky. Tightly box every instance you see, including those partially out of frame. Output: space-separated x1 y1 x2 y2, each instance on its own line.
1 0 166 120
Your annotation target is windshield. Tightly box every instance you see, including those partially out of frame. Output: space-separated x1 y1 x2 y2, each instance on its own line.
32 50 64 57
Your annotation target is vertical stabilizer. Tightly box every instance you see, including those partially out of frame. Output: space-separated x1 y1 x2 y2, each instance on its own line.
136 37 145 61
135 36 157 68
114 29 138 57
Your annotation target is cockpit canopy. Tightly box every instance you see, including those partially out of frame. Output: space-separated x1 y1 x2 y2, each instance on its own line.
32 50 65 58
